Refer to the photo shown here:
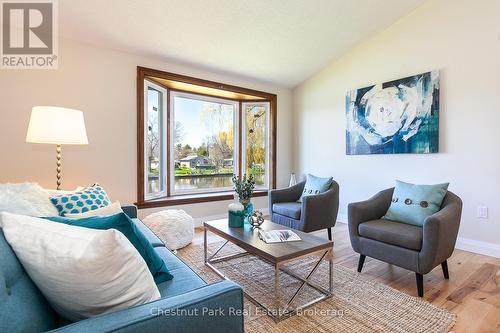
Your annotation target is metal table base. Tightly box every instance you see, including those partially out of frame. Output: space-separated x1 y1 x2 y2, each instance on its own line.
204 228 333 322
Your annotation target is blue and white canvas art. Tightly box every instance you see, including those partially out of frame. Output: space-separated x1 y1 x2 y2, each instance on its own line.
346 71 439 155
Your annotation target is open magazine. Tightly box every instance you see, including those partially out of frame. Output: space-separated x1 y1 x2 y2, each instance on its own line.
258 229 301 243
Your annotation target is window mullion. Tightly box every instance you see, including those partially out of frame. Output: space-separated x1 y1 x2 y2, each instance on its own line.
238 100 242 179
144 80 168 199
165 88 171 197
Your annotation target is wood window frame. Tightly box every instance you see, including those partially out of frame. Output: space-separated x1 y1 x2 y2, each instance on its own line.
136 66 277 208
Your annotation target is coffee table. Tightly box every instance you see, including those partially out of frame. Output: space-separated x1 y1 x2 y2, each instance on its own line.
203 219 333 322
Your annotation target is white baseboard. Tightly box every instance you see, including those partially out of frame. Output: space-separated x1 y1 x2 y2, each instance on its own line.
193 208 269 228
455 237 500 259
337 213 348 224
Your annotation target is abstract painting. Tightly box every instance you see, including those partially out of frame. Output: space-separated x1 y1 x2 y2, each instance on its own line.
346 71 439 155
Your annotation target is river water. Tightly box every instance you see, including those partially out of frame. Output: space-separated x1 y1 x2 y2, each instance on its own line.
148 174 265 192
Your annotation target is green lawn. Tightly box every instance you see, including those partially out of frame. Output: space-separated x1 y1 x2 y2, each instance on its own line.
174 167 234 177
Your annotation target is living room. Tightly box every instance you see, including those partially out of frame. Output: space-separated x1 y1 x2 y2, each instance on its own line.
0 0 499 332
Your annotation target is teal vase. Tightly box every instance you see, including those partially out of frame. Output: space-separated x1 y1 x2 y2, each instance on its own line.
240 199 253 224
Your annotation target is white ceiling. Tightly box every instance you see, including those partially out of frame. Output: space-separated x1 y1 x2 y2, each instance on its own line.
60 0 424 87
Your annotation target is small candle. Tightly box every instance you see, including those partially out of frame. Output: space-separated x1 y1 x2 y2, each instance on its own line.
228 202 244 212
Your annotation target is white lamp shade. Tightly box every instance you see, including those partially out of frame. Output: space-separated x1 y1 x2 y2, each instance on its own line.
26 106 89 145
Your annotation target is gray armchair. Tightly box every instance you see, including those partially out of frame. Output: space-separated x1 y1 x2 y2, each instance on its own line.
268 180 339 241
348 188 463 297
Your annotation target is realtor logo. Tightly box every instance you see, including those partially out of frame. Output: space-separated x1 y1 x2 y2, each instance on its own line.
1 0 58 69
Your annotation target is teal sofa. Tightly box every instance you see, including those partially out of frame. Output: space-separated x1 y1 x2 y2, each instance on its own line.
0 205 244 333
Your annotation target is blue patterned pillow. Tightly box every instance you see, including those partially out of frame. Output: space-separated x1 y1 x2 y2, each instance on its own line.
50 184 111 216
297 174 333 203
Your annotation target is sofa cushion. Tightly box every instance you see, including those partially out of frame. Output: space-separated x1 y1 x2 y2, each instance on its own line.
50 184 111 215
358 219 423 251
65 201 122 218
1 213 161 322
154 247 207 298
0 182 59 217
272 202 302 220
44 213 173 283
0 229 59 333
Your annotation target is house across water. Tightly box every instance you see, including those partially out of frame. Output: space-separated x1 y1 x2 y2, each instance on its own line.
179 155 216 170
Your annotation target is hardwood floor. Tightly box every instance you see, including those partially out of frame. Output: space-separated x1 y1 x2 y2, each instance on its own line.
193 222 500 333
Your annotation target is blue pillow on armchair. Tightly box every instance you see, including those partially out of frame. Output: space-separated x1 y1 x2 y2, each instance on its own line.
298 174 333 203
383 180 449 226
44 212 173 283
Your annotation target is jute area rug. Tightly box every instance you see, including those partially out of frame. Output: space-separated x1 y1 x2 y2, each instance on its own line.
177 242 455 333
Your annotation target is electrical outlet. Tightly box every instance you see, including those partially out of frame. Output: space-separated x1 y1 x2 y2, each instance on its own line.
477 206 488 219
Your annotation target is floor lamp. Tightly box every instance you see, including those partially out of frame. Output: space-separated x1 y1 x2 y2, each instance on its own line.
26 106 88 190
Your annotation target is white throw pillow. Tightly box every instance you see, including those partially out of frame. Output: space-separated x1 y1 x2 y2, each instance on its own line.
0 212 161 321
0 183 59 216
143 210 194 250
65 201 123 218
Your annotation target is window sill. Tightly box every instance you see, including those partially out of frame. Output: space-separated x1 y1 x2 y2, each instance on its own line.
135 190 268 209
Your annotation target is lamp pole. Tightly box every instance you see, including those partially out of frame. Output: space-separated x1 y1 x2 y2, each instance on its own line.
56 144 62 190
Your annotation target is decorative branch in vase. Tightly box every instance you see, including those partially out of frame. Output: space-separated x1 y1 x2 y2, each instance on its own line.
232 174 255 223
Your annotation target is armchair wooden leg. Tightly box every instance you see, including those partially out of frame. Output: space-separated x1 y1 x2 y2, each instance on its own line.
416 273 424 297
357 254 366 273
441 260 449 279
327 228 332 241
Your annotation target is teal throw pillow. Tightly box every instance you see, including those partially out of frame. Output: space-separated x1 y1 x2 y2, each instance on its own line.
44 212 173 283
50 184 111 216
298 174 333 203
383 180 449 226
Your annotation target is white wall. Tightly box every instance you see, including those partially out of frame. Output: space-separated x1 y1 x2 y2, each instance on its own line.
292 0 500 253
0 39 293 220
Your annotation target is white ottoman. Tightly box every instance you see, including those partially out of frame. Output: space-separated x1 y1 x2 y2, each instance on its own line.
143 210 194 250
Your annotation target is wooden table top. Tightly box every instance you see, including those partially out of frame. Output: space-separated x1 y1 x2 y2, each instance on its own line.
204 219 333 264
